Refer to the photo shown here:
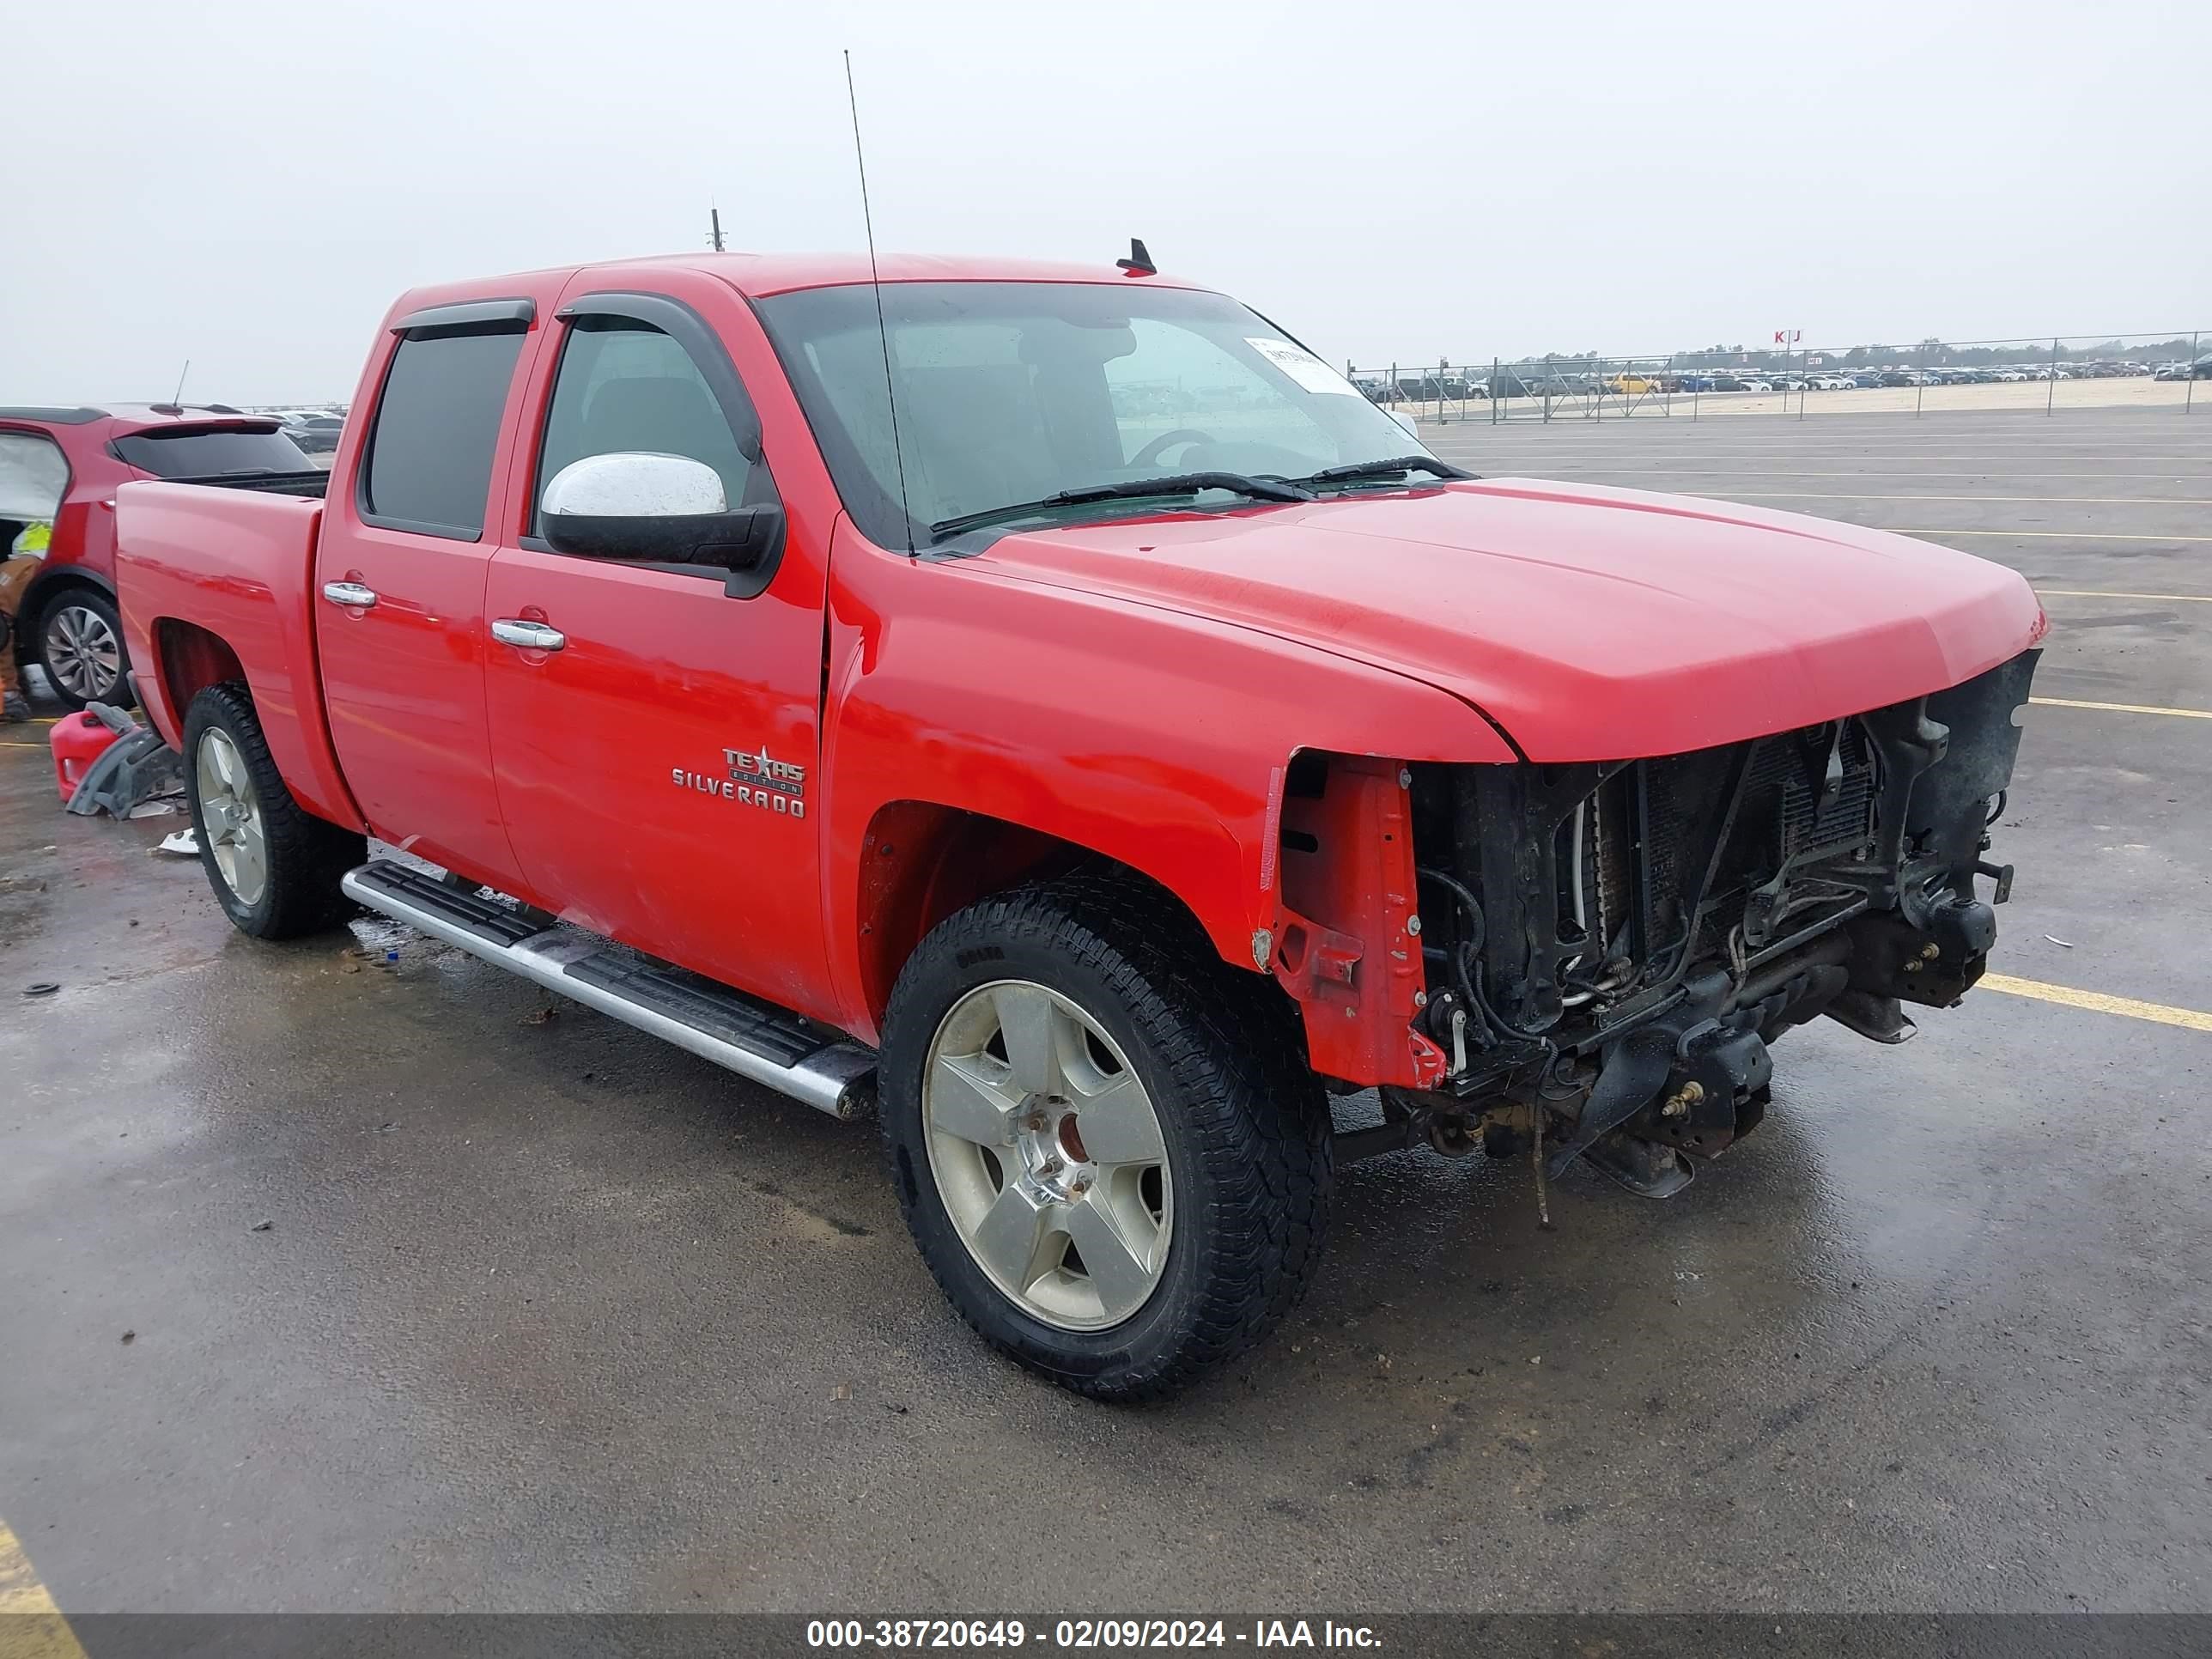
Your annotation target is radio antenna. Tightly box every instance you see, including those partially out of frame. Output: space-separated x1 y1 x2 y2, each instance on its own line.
843 49 915 556
171 359 191 406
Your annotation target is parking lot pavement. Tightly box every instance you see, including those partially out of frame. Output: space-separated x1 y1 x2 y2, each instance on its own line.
3 406 2209 1619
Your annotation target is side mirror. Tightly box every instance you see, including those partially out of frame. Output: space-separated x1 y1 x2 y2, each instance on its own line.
540 452 783 577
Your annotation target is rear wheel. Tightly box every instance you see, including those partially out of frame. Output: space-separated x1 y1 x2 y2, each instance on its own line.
37 589 130 710
880 875 1332 1401
183 682 363 939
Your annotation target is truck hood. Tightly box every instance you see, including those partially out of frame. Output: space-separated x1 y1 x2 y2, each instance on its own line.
964 479 2046 760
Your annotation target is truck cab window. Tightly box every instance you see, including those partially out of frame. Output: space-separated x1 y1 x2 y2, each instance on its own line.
532 319 753 538
361 325 527 539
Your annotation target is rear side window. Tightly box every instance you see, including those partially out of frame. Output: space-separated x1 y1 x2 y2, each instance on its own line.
361 326 527 538
112 426 313 479
0 432 69 521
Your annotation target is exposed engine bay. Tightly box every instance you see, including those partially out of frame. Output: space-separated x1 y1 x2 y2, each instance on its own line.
1370 647 2040 1196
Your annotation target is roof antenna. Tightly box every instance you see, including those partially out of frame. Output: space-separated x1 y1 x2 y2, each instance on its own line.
843 49 915 556
1115 238 1155 276
171 359 191 406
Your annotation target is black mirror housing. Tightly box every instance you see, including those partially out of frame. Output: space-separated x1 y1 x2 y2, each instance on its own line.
541 503 787 597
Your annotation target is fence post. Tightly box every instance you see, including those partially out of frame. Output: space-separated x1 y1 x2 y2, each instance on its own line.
1916 341 1927 418
1492 358 1501 426
2190 332 2199 415
2047 340 2058 415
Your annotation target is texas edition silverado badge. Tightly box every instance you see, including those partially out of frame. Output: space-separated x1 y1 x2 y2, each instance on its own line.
672 744 807 817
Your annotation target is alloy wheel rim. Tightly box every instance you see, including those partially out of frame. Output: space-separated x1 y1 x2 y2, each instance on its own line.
46 605 121 700
922 979 1173 1332
196 728 268 907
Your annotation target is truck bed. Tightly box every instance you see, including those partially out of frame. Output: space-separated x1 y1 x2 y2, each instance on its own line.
112 478 360 830
162 469 330 498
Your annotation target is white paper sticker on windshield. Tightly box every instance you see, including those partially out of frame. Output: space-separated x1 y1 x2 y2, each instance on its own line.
1245 337 1360 396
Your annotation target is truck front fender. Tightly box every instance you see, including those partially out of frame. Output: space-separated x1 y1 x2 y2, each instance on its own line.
819 526 1512 1070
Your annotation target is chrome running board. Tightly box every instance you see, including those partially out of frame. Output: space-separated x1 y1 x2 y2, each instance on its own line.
341 860 876 1120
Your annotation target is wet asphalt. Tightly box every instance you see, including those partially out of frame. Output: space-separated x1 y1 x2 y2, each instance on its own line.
1 406 2207 1618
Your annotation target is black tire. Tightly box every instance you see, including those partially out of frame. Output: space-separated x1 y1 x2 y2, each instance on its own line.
880 872 1332 1401
182 682 364 939
34 587 131 712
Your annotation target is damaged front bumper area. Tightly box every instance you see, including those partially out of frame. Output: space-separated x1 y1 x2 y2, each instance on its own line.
1383 648 2039 1195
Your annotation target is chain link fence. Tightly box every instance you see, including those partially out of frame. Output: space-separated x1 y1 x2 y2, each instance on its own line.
1350 331 2206 423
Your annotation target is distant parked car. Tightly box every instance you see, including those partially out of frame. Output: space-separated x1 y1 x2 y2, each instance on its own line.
1737 379 1774 393
283 414 346 453
1809 374 1853 390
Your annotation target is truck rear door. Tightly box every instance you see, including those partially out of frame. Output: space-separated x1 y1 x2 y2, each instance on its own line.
313 300 540 886
480 273 836 1018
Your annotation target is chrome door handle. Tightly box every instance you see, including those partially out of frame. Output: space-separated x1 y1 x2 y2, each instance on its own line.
321 580 379 609
491 619 566 653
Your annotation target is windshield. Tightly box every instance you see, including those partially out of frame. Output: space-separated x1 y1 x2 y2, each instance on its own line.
112 425 315 479
756 282 1429 546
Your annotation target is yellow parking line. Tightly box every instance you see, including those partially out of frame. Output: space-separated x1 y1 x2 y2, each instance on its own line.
2032 696 2212 720
0 1517 88 1658
1981 974 2212 1035
2038 589 2212 604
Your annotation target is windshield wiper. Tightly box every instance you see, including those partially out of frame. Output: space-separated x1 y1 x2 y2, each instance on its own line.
929 471 1312 541
1293 455 1474 486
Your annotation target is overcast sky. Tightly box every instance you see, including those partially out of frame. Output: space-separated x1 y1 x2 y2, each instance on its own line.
5 0 2206 404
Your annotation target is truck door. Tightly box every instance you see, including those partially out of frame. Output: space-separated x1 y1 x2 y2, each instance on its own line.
313 301 535 886
481 281 836 1018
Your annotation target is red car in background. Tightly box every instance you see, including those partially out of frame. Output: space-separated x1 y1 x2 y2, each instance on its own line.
0 404 324 708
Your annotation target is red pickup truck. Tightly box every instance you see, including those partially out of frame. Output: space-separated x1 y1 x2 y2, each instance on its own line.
113 251 2043 1399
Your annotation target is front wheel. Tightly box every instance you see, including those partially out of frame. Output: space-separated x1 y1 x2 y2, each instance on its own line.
182 682 364 939
880 875 1332 1401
